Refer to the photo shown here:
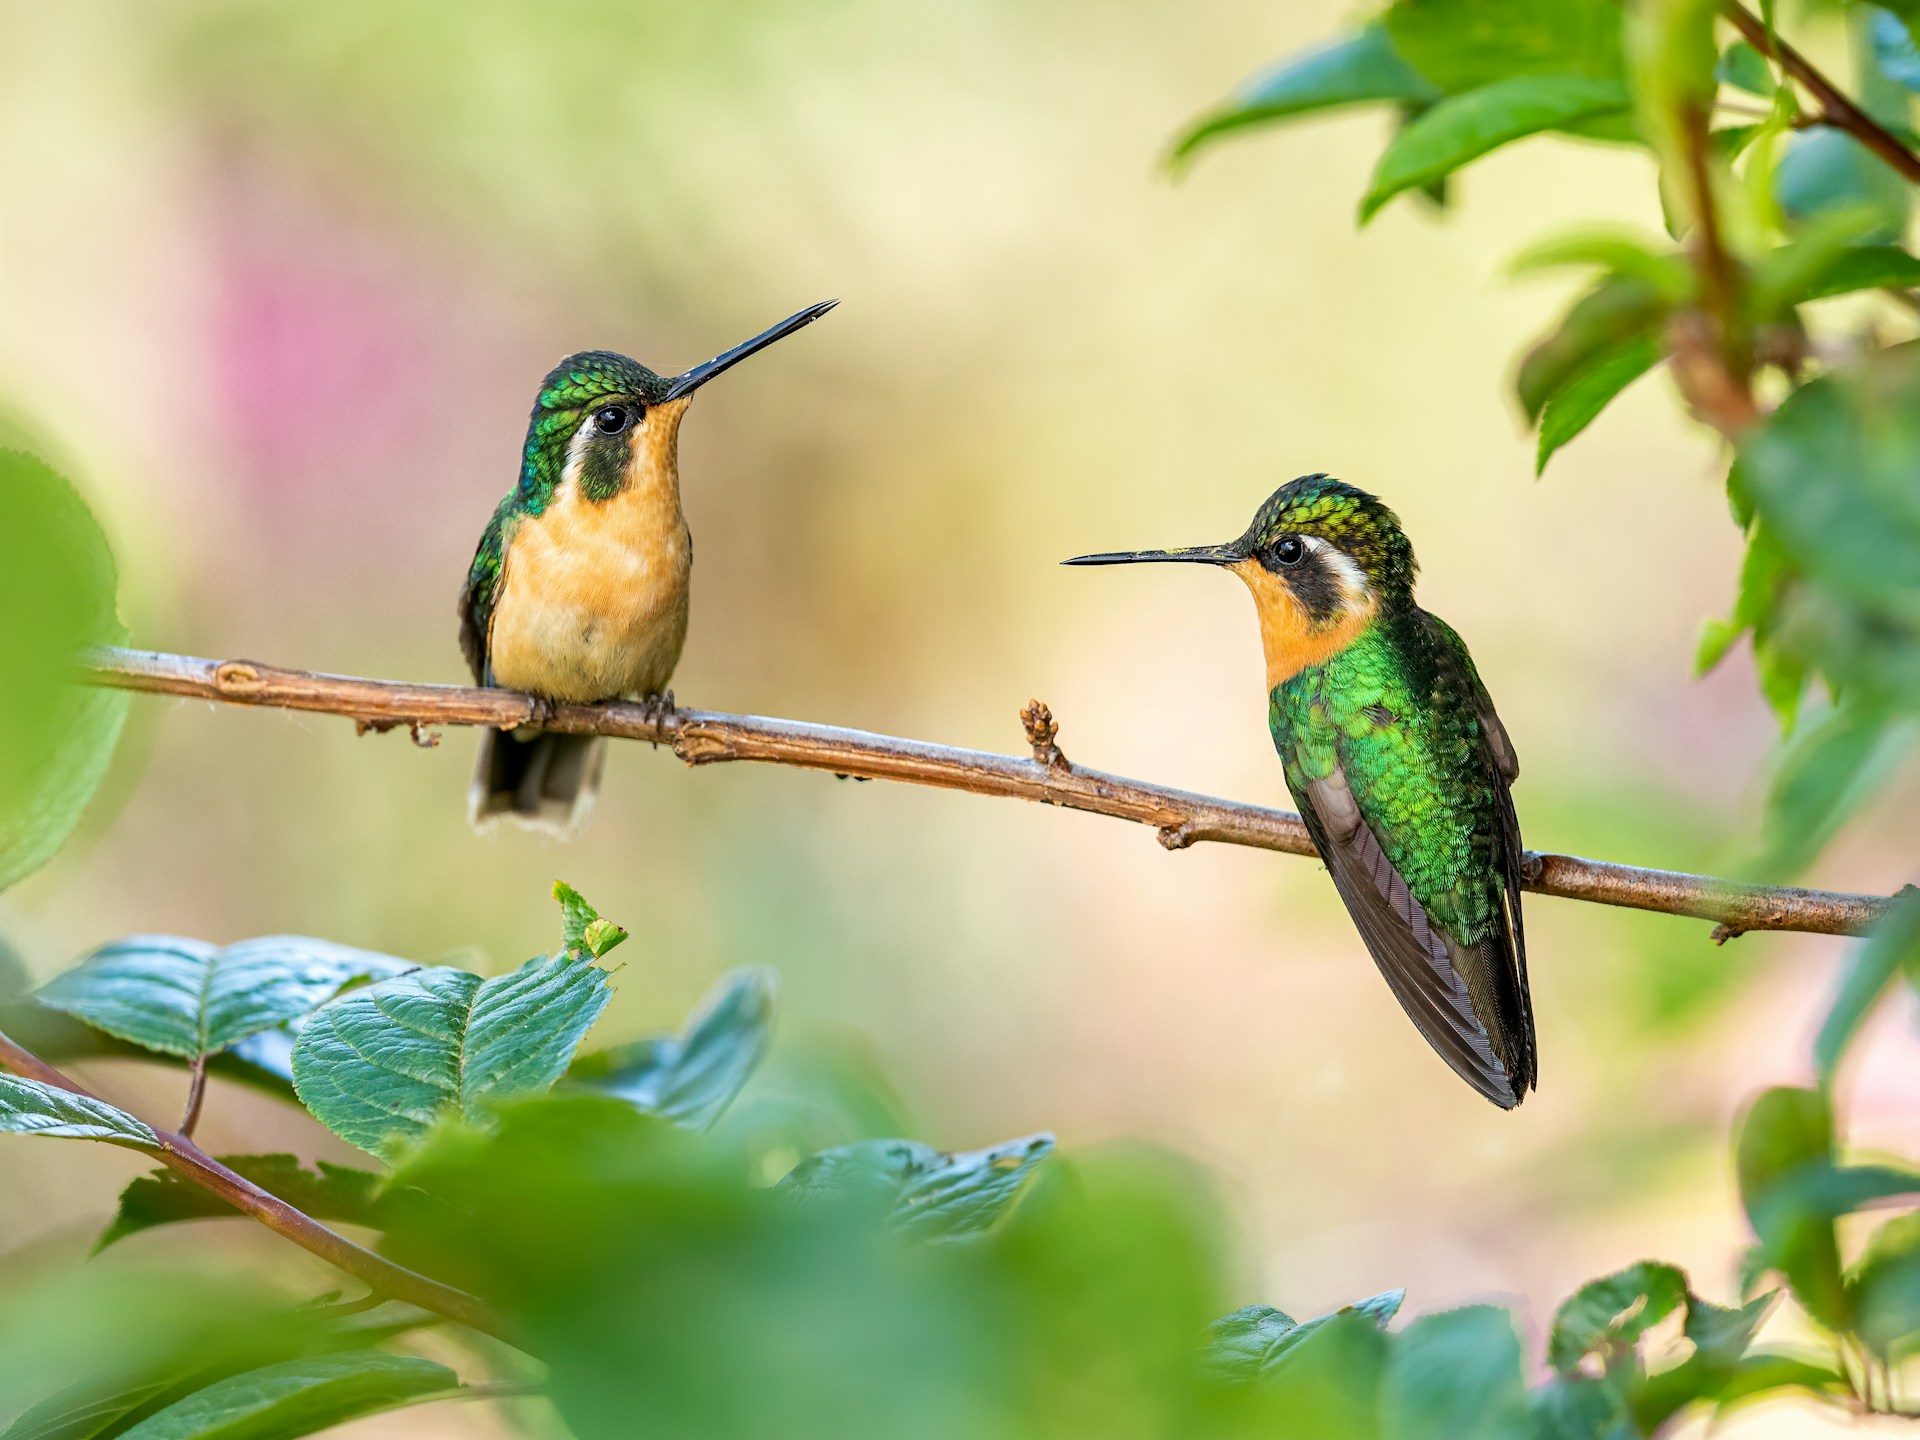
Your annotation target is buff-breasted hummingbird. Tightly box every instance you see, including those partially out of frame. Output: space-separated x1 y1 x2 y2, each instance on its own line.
1066 475 1537 1108
459 300 836 832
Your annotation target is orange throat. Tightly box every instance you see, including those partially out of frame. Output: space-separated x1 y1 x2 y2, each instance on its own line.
1228 558 1377 691
485 397 695 702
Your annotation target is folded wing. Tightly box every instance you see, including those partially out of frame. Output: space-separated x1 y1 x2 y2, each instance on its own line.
1294 766 1525 1108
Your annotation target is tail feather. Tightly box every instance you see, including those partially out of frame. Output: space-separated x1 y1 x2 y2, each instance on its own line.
469 729 606 837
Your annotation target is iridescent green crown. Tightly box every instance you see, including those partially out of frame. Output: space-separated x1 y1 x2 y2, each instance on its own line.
536 351 672 411
516 351 670 510
1244 474 1417 594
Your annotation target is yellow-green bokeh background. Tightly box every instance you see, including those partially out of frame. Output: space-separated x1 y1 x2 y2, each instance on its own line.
3 3 1916 1434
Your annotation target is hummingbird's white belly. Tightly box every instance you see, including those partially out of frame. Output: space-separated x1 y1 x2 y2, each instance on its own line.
487 482 692 703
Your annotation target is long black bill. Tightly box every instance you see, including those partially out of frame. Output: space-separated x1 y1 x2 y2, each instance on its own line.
662 299 839 401
1061 544 1239 567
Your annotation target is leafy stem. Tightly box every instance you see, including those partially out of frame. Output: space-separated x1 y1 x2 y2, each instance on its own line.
0 1026 518 1349
181 1052 207 1138
1723 0 1920 186
1670 90 1760 438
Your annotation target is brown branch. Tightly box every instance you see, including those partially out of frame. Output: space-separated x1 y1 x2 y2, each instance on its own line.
0 1026 516 1347
1723 1 1920 187
81 646 1896 939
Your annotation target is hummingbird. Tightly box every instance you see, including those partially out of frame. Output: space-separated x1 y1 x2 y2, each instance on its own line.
1065 475 1536 1108
459 300 837 832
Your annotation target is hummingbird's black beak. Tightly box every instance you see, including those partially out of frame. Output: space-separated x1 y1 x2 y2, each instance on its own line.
1061 543 1240 567
662 299 839 402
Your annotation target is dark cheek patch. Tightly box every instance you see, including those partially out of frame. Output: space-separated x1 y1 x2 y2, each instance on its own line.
579 434 632 503
1289 555 1344 626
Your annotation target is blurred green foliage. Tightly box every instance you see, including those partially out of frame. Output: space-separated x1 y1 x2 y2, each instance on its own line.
0 451 126 892
0 874 1910 1438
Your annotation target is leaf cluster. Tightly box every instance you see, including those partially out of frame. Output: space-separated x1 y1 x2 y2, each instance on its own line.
10 873 1912 1437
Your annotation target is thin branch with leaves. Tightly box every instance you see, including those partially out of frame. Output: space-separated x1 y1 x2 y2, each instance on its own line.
0 1026 516 1345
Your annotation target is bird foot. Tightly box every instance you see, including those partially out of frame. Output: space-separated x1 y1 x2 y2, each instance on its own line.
640 690 677 741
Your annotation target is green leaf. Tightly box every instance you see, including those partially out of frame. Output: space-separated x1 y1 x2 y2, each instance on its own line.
1738 343 1920 730
1753 639 1810 734
569 968 774 1131
292 953 612 1160
1794 242 1920 301
1711 123 1763 162
1751 208 1889 315
0 999 301 1110
1382 1306 1526 1440
2 1373 179 1440
35 936 412 1061
0 1297 436 1440
1872 8 1920 93
552 880 627 960
1201 1305 1298 1380
1361 74 1631 222
1548 1261 1690 1374
1753 701 1901 879
96 1154 385 1251
0 1074 156 1147
1695 617 1741 677
1203 1291 1404 1382
1716 40 1777 97
1629 0 1725 235
1850 1209 1920 1357
1516 275 1669 421
1697 512 1794 685
114 1351 456 1440
1776 128 1910 244
1632 0 1721 110
1170 25 1440 166
0 451 128 892
1762 1162 1920 1224
1256 1311 1391 1434
1814 888 1920 1085
1507 229 1691 297
1385 0 1626 92
779 1132 1054 1241
1684 1290 1775 1366
1735 514 1789 637
1627 1290 1780 1431
1736 1087 1849 1330
1529 1373 1631 1439
1535 335 1663 474
1712 1351 1850 1411
1555 108 1644 144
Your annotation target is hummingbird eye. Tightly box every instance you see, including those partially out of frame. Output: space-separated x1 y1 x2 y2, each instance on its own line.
591 404 636 436
1265 535 1306 569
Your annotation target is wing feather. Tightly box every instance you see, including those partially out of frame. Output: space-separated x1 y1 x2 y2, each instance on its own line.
1295 771 1517 1106
1419 610 1535 1096
458 505 512 686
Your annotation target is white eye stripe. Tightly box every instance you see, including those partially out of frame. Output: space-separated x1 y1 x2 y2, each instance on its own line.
1304 535 1371 603
559 416 604 492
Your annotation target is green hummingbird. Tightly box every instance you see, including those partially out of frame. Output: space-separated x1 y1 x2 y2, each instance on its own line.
1065 475 1536 1108
459 300 837 832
